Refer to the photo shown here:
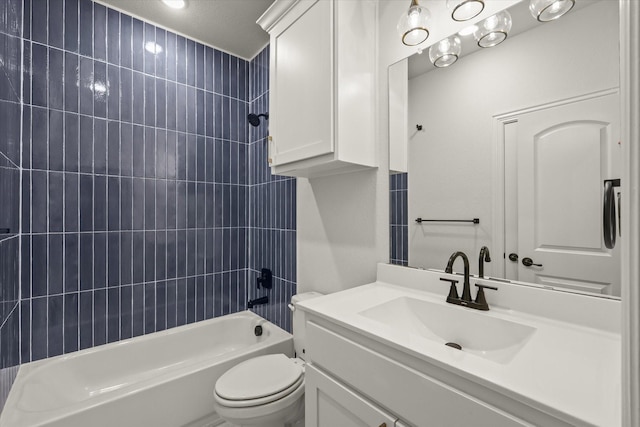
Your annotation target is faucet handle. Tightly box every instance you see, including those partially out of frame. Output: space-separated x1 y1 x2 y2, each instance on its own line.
473 284 498 311
440 278 460 302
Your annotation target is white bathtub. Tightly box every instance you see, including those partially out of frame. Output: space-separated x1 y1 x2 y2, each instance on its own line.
0 311 293 427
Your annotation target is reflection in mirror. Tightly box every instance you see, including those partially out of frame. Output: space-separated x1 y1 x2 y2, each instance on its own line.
392 0 622 297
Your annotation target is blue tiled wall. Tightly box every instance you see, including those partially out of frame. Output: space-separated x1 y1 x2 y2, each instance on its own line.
0 0 22 369
390 173 408 266
247 48 297 332
0 0 298 370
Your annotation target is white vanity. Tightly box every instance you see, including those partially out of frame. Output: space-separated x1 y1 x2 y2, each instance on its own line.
298 263 621 427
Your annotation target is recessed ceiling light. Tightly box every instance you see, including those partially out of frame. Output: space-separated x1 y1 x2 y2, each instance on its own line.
162 0 186 9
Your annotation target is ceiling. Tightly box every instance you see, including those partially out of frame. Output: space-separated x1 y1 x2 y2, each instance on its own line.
97 0 275 60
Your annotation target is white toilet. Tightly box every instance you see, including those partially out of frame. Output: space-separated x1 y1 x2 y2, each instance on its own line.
213 292 323 427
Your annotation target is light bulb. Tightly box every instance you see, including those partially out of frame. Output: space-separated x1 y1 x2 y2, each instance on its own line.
529 0 575 22
397 0 431 46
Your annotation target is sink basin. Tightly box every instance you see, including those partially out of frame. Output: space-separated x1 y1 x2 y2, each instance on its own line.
358 297 536 364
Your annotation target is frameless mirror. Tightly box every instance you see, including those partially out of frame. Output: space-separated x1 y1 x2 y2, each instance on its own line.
390 0 622 297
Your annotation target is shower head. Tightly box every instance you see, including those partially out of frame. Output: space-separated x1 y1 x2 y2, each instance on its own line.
248 113 269 127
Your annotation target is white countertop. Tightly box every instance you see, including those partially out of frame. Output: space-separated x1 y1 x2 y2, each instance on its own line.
298 264 621 427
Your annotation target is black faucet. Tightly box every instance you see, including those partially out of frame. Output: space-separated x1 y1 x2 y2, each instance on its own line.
440 251 498 311
445 251 472 302
478 246 491 279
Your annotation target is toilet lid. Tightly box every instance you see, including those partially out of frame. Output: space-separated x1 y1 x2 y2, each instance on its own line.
215 354 303 401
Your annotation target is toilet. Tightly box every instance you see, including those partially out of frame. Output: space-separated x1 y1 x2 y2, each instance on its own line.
213 292 323 427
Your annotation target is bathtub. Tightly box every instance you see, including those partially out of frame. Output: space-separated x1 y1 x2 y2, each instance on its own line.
0 311 293 427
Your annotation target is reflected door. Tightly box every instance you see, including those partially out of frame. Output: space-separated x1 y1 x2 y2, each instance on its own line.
506 92 621 295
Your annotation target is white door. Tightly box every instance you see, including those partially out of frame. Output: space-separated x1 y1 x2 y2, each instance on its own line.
305 365 397 427
506 92 621 295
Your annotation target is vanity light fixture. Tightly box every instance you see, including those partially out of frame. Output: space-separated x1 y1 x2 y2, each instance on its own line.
447 0 484 22
397 0 431 46
162 0 186 9
529 0 574 22
428 36 461 68
474 10 512 48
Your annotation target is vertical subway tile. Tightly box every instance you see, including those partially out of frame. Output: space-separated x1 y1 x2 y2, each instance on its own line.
48 171 63 232
64 112 79 172
165 32 176 82
31 235 47 297
132 18 144 72
132 177 144 230
48 0 64 48
107 120 120 175
108 176 120 231
93 289 107 346
144 75 156 126
49 110 64 172
108 233 120 287
47 295 64 357
120 14 132 69
156 79 166 129
129 283 142 336
31 297 47 361
94 175 107 231
144 283 155 334
79 115 93 173
196 43 204 89
79 174 93 231
120 68 132 123
79 57 93 116
107 8 120 65
120 123 133 176
156 281 166 331
79 0 94 56
80 233 93 291
94 232 107 289
32 0 48 44
64 233 79 292
31 170 47 233
155 28 166 79
107 287 119 342
48 48 64 110
94 118 107 174
176 35 186 84
63 292 79 353
48 234 64 295
93 3 107 60
64 0 79 52
132 72 144 125
64 53 79 113
120 177 133 231
132 232 144 284
79 290 92 349
107 65 120 121
31 43 47 107
144 127 155 178
121 231 133 285
120 285 132 339
93 61 107 118
143 22 155 75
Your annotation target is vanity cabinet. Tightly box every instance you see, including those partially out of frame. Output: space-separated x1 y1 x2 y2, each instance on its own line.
304 318 575 427
257 0 376 178
305 365 400 427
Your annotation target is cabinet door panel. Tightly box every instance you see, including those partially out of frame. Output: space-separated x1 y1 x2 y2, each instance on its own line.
272 0 333 165
306 365 396 427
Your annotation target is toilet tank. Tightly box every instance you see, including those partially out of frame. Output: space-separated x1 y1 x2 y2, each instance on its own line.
290 292 323 359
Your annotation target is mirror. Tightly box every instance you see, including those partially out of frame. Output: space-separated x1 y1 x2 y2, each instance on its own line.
391 0 622 297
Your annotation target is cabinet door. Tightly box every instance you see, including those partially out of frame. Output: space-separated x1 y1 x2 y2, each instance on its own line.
305 365 397 427
270 0 334 166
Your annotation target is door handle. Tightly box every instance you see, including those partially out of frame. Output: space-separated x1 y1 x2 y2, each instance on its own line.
508 253 518 262
522 257 542 267
603 179 621 249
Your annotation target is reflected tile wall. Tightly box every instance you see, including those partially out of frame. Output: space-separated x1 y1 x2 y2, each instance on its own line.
247 48 297 332
20 0 251 364
390 173 408 266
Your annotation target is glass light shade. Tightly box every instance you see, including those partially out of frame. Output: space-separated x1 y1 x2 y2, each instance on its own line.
428 36 462 68
529 0 575 22
398 0 430 46
447 0 484 22
474 10 512 48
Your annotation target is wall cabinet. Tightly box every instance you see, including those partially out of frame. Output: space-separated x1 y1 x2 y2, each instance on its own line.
258 0 377 178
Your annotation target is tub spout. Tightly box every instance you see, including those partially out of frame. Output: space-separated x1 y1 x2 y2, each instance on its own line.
248 296 269 308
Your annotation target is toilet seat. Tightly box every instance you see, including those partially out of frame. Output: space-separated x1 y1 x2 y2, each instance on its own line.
214 354 304 408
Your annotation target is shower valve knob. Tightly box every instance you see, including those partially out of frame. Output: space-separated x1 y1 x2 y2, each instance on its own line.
268 136 273 141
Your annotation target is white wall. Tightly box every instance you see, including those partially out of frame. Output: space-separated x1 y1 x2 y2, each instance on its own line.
407 1 619 275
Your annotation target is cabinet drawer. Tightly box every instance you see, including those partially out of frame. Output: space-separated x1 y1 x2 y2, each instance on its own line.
306 321 532 427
